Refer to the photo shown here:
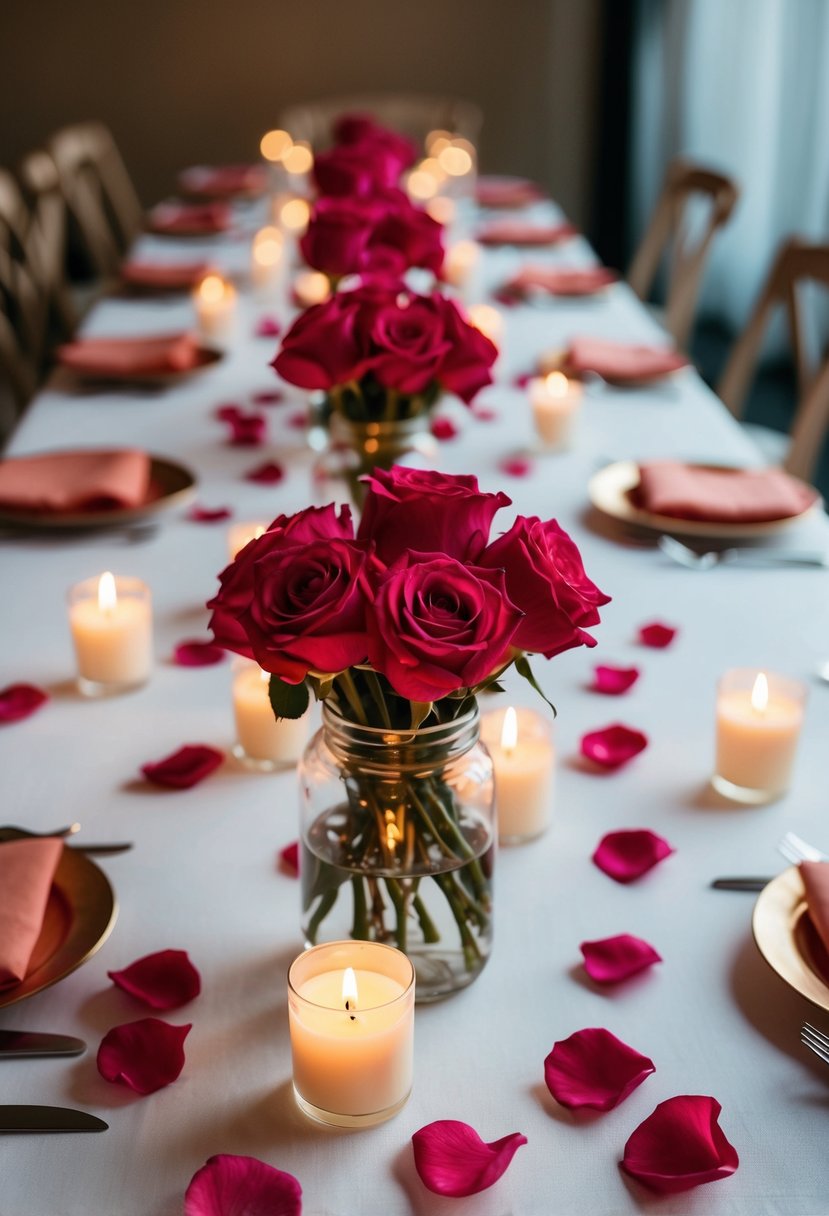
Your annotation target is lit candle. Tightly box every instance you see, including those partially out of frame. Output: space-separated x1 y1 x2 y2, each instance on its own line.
467 303 503 350
192 273 237 344
293 270 331 309
227 520 268 560
714 669 807 803
278 197 311 238
529 371 584 450
232 663 311 770
425 195 456 227
68 572 152 696
281 141 314 193
443 240 481 302
250 226 284 296
260 129 293 164
288 940 415 1127
480 706 554 842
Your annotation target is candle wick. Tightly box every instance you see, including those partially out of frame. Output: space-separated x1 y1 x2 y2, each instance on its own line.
345 999 356 1022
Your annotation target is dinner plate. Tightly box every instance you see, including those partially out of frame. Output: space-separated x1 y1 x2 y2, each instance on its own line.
0 454 197 530
588 460 820 539
0 846 117 1009
752 867 829 1013
61 344 223 385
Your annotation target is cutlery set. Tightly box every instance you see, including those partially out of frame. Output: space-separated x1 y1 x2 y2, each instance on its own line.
0 1032 107 1132
711 830 827 891
658 534 829 570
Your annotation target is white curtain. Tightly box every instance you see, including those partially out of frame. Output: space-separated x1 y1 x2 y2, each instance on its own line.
631 0 829 346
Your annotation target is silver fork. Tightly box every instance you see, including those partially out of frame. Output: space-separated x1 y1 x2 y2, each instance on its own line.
0 824 132 855
802 1023 829 1065
658 535 829 570
778 831 827 865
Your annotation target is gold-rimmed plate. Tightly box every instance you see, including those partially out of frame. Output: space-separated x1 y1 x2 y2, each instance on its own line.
0 846 117 1009
588 459 821 539
752 866 829 1013
60 344 223 385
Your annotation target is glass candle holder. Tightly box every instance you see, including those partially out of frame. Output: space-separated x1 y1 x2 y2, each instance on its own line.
192 273 237 344
227 521 268 561
68 572 152 697
713 668 807 804
480 705 555 842
529 372 584 451
288 940 415 1128
231 661 310 771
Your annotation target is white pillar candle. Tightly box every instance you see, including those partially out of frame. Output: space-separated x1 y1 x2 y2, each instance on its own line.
227 521 268 561
714 669 807 803
288 940 415 1127
481 706 554 842
443 240 481 303
467 303 503 351
193 273 237 344
232 663 310 769
250 225 284 296
293 270 331 309
68 572 152 695
529 371 584 450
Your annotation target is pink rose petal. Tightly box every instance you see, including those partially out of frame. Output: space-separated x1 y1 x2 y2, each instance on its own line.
287 409 308 430
185 1154 302 1216
621 1095 739 1194
473 405 498 422
0 683 49 724
97 1017 191 1094
251 389 285 405
544 1028 655 1111
580 723 648 769
254 315 282 339
500 456 533 478
173 639 226 667
215 403 243 422
580 934 662 984
593 829 674 883
188 505 233 524
141 744 224 789
245 460 285 485
639 621 678 648
431 417 458 441
279 841 299 875
592 665 640 695
412 1120 527 1198
512 371 533 389
224 411 267 446
108 949 201 1009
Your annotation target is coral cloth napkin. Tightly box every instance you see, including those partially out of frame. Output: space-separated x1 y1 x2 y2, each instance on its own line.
120 261 211 291
0 838 63 988
504 266 618 297
57 332 203 376
0 449 151 513
563 337 688 381
148 201 231 235
800 861 829 957
476 176 545 208
635 461 817 523
476 220 577 247
177 164 266 197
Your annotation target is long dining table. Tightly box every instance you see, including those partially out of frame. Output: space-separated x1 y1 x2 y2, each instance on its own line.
1 184 828 1216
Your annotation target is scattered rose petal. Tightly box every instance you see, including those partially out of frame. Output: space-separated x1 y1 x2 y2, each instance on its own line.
431 417 458 441
173 639 226 667
593 829 674 883
621 1095 739 1194
592 665 640 695
493 288 520 307
580 934 662 984
108 949 201 1009
279 841 299 875
185 1154 302 1216
254 315 282 339
500 456 533 478
141 744 224 789
215 403 243 422
0 683 49 724
512 372 533 389
580 723 648 769
245 460 285 485
544 1028 655 1111
188 505 233 524
412 1120 527 1198
639 621 678 649
224 411 266 446
251 389 285 405
97 1017 191 1094
473 405 498 422
287 410 308 429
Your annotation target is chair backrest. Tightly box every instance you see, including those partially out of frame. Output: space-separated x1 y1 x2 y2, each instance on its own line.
0 243 42 416
17 150 78 337
628 158 739 348
717 237 829 483
279 94 483 151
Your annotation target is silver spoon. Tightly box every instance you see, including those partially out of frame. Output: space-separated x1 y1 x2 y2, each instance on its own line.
658 535 828 569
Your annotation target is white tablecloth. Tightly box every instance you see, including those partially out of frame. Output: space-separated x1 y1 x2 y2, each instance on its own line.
1 198 828 1216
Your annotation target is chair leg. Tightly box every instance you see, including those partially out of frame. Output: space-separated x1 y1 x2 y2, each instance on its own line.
785 358 829 484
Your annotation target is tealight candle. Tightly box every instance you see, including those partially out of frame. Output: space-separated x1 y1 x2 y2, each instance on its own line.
193 273 237 344
68 572 152 696
293 270 331 308
250 225 284 296
288 940 415 1127
714 668 807 803
278 196 311 237
232 663 311 770
529 371 584 450
227 520 268 560
443 240 481 303
467 303 503 350
481 706 554 842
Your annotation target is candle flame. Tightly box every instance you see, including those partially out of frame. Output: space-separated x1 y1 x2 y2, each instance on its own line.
282 142 313 175
253 226 283 266
751 672 769 713
438 144 474 177
98 571 117 613
259 667 270 685
406 168 439 201
295 271 330 304
199 273 227 303
501 706 518 753
468 304 501 343
426 196 456 225
425 129 452 155
280 197 311 232
342 966 358 1011
544 371 569 397
260 129 292 162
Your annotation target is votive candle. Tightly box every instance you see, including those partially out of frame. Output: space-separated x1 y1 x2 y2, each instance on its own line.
714 668 807 803
232 663 310 769
227 520 268 560
529 371 584 450
193 273 237 343
68 572 152 696
481 706 554 842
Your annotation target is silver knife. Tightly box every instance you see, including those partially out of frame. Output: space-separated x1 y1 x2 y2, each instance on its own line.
0 1030 86 1058
0 1105 107 1132
711 877 772 891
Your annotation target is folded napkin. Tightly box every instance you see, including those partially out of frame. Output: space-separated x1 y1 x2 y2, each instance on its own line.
148 201 231 235
563 337 688 382
120 261 211 291
0 838 63 988
57 332 203 376
503 265 618 298
635 460 817 523
476 176 545 208
0 449 151 513
476 220 577 247
800 861 829 957
178 164 266 197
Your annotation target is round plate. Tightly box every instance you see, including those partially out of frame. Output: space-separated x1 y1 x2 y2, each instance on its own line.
588 460 820 539
752 866 829 1013
63 344 223 385
0 847 117 1008
0 454 197 530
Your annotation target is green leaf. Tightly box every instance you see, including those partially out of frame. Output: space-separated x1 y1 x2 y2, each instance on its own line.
268 675 310 720
410 701 433 729
514 655 557 717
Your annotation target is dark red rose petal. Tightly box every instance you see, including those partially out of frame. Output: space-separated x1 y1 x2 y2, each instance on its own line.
250 389 285 405
499 456 533 478
108 949 201 1009
173 640 226 667
580 723 648 769
412 1120 527 1198
141 744 224 789
224 411 266 447
592 665 640 695
0 683 49 725
185 1154 302 1216
279 841 299 875
287 409 308 429
580 933 662 984
97 1018 191 1094
188 505 233 524
544 1028 655 1111
473 405 498 422
639 621 678 648
254 315 282 339
215 403 243 422
593 829 674 883
621 1095 739 1193
512 371 533 389
431 416 458 441
244 460 285 485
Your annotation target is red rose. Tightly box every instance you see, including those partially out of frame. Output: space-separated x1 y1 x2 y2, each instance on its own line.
432 297 498 403
313 144 405 198
478 517 610 657
371 197 445 275
331 113 378 145
332 114 419 170
367 297 452 394
358 468 511 565
367 553 523 701
271 295 367 389
299 197 381 277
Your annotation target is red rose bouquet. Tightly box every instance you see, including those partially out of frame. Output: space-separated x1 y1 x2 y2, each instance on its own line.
300 191 445 283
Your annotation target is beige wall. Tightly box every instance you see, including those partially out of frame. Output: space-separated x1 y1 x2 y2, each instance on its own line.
1 0 600 225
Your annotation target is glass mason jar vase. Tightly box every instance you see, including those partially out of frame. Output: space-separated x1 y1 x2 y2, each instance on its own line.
298 703 495 1002
310 409 438 509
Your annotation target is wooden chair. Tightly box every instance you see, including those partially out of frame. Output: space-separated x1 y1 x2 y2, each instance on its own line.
17 150 78 336
279 94 483 151
718 238 829 484
628 159 739 349
0 244 44 428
